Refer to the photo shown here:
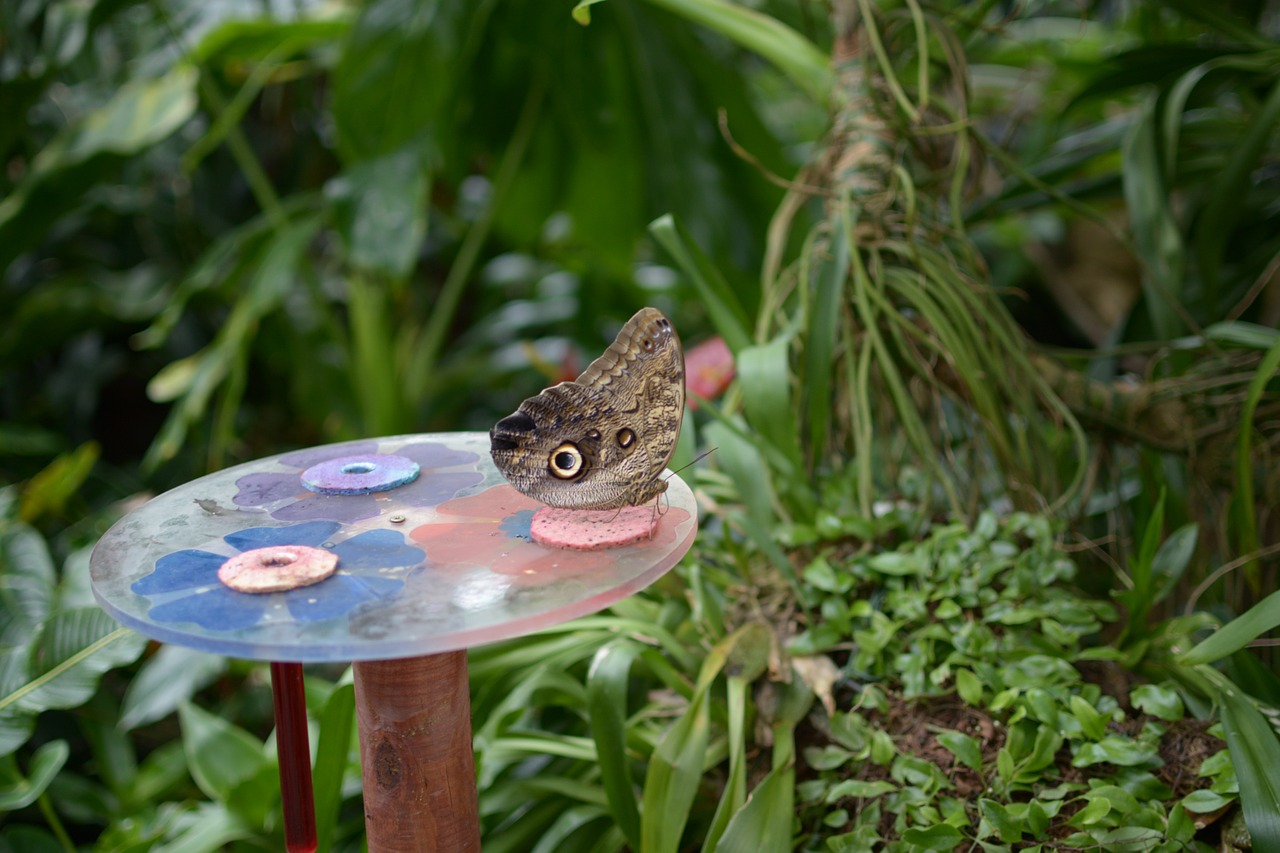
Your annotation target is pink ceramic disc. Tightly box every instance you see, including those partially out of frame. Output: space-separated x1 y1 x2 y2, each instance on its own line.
530 506 658 551
218 546 338 593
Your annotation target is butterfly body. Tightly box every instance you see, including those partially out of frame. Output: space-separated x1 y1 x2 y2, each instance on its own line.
489 308 684 509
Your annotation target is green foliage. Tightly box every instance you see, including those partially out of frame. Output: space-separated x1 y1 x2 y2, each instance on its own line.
0 514 146 756
792 510 1226 852
468 595 801 853
1 0 804 487
968 0 1280 610
3 0 1277 850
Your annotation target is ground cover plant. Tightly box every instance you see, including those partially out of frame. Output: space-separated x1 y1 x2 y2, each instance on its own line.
791 511 1236 851
3 0 1280 850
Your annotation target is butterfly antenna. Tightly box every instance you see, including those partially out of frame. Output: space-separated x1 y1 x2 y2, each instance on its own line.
665 447 717 481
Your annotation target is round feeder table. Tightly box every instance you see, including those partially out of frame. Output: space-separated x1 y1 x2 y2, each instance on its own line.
90 432 698 852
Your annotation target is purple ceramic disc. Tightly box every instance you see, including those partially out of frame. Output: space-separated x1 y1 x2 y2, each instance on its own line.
301 454 420 495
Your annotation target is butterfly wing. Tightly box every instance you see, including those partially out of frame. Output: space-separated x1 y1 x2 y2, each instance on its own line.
490 308 685 509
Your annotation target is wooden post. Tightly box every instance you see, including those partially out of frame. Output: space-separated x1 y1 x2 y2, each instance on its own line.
352 651 480 852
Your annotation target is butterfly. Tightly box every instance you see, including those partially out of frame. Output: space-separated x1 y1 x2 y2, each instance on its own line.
489 308 685 509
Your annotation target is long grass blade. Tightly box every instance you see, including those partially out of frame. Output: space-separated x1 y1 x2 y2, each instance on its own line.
738 336 804 476
640 690 709 853
1196 78 1280 301
1217 682 1280 850
1121 99 1185 340
703 420 809 606
312 683 354 853
640 0 832 104
1232 337 1280 583
586 640 644 850
711 761 794 853
649 214 752 353
804 224 847 466
1180 588 1280 666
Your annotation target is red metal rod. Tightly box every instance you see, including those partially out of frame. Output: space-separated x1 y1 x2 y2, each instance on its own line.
270 661 318 853
353 651 480 852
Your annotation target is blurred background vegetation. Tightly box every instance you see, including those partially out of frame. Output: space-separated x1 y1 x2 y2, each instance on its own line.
3 0 1280 849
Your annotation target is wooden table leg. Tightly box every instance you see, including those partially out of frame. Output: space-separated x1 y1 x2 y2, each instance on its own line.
352 651 480 852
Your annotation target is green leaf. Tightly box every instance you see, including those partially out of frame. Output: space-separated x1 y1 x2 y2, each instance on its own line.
803 556 850 594
649 214 752 353
642 0 832 104
1181 587 1280 666
1205 321 1280 350
900 823 964 851
0 740 68 810
866 551 925 577
0 66 199 271
1026 724 1063 774
151 801 253 852
1026 799 1051 836
1124 489 1165 632
1196 78 1280 298
120 645 227 731
0 525 56 640
1225 648 1280 708
738 336 804 476
0 706 36 759
979 798 1023 843
1217 683 1280 850
703 419 807 605
0 826 64 853
1121 102 1184 339
936 731 982 773
1181 789 1234 813
331 0 464 163
67 67 200 160
1231 337 1280 575
16 612 144 712
804 223 848 460
714 760 794 853
326 145 429 278
1149 523 1197 604
640 689 709 853
1072 735 1157 768
1070 695 1108 741
955 669 984 706
571 0 609 24
705 672 754 849
145 215 323 467
17 442 99 523
529 804 611 853
313 683 355 853
722 621 771 683
805 745 854 771
996 747 1014 784
225 757 283 827
1086 784 1139 815
179 702 270 803
586 640 643 850
824 779 896 800
1067 795 1111 827
1130 683 1184 722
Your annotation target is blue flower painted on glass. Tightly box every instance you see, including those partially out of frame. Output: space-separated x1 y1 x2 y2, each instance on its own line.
498 509 535 541
131 521 426 631
231 440 482 523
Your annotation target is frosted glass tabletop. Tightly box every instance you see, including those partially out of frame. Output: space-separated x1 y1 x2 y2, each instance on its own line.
90 433 697 661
